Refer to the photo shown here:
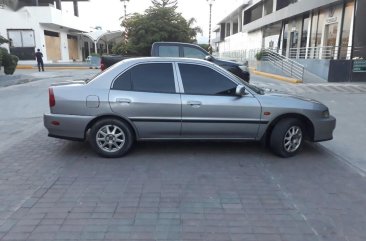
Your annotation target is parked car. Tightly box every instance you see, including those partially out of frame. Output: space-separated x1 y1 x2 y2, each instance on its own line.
100 42 250 82
44 57 336 158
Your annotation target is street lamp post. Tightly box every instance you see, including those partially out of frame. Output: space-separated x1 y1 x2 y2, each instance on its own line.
120 0 130 54
207 0 215 54
120 0 130 19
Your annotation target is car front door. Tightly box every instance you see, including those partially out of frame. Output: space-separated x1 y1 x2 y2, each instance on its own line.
177 63 262 139
109 63 181 139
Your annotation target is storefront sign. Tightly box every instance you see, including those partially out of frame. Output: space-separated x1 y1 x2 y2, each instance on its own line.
326 17 337 24
353 60 366 72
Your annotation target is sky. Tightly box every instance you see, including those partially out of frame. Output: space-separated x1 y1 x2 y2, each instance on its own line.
61 0 246 43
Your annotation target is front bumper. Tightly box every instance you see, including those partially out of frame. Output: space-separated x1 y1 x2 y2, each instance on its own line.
313 115 336 142
44 113 94 141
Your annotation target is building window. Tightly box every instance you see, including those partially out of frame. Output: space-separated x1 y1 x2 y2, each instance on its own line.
340 1 355 59
7 29 35 48
264 0 273 16
300 15 310 58
309 11 319 48
44 30 59 37
263 22 282 49
220 23 226 40
277 0 298 11
316 10 325 47
282 22 289 56
233 22 239 34
226 23 231 36
7 29 35 60
244 3 263 25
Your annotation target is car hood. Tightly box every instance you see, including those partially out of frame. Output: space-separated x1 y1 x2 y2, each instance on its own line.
256 90 328 112
263 91 323 104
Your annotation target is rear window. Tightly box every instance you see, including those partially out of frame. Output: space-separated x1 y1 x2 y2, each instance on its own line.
112 63 175 93
183 47 206 59
158 46 180 57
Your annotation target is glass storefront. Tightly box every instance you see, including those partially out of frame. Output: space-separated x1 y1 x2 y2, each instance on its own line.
340 1 355 59
300 16 310 58
282 22 289 56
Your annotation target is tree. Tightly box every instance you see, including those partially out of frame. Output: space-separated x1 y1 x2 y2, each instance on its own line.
0 35 9 45
112 0 202 56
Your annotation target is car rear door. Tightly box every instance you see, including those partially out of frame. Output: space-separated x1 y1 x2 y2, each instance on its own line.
177 63 262 139
109 62 181 139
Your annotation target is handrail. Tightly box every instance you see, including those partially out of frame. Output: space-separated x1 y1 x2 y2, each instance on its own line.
262 49 305 81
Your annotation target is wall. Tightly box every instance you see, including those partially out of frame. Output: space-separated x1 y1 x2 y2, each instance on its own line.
219 29 263 52
294 59 330 80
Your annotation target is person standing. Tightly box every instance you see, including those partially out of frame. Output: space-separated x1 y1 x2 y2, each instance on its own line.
35 48 44 72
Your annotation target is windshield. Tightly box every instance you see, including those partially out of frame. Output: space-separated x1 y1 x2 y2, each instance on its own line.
225 69 264 95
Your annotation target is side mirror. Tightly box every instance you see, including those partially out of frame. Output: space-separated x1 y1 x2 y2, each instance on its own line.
204 55 214 62
236 85 247 96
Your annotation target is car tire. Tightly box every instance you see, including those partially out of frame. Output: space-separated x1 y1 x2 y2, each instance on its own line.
90 118 134 158
270 118 304 158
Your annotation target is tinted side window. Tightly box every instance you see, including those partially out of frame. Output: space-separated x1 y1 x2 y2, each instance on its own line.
131 63 175 93
112 70 132 90
183 47 206 59
179 64 237 95
159 46 180 57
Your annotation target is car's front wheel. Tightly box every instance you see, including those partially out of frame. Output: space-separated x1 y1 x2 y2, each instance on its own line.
270 118 304 157
90 118 134 158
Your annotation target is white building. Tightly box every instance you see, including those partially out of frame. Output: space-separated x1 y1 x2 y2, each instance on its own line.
0 0 122 64
213 0 366 81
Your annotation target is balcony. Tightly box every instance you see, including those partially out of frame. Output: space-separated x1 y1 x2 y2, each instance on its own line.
23 6 87 32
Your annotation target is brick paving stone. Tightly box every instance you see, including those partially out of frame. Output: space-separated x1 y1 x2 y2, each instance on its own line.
0 131 365 241
1 231 30 240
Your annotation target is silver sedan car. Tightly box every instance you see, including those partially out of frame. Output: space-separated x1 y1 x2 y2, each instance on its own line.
44 57 336 158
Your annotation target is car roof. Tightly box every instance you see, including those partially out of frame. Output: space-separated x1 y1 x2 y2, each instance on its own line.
118 56 213 66
152 42 201 47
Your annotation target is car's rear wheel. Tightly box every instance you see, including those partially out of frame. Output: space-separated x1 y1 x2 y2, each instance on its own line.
270 118 304 157
90 118 134 158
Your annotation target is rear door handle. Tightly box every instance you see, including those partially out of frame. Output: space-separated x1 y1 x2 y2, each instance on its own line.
116 98 131 104
187 101 202 107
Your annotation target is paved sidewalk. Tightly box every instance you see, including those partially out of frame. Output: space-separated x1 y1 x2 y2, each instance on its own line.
0 69 98 87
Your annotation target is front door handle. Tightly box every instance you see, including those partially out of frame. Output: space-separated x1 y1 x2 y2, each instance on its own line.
187 101 202 108
116 98 131 104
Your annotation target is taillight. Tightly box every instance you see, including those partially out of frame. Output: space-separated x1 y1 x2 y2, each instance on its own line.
49 88 55 107
100 62 105 71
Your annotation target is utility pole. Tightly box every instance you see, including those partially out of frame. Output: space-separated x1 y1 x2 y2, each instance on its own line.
120 0 130 54
120 0 129 19
207 0 215 54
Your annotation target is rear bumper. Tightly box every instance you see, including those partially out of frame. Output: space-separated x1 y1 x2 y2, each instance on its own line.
313 115 336 142
44 113 94 141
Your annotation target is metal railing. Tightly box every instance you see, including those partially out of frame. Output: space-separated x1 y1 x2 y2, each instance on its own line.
262 49 305 80
289 46 353 60
217 48 304 80
288 46 366 60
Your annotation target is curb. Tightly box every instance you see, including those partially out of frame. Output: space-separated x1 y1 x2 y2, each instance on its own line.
16 65 34 69
251 68 302 84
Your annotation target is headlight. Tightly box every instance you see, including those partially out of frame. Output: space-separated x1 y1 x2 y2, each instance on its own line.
322 110 330 118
